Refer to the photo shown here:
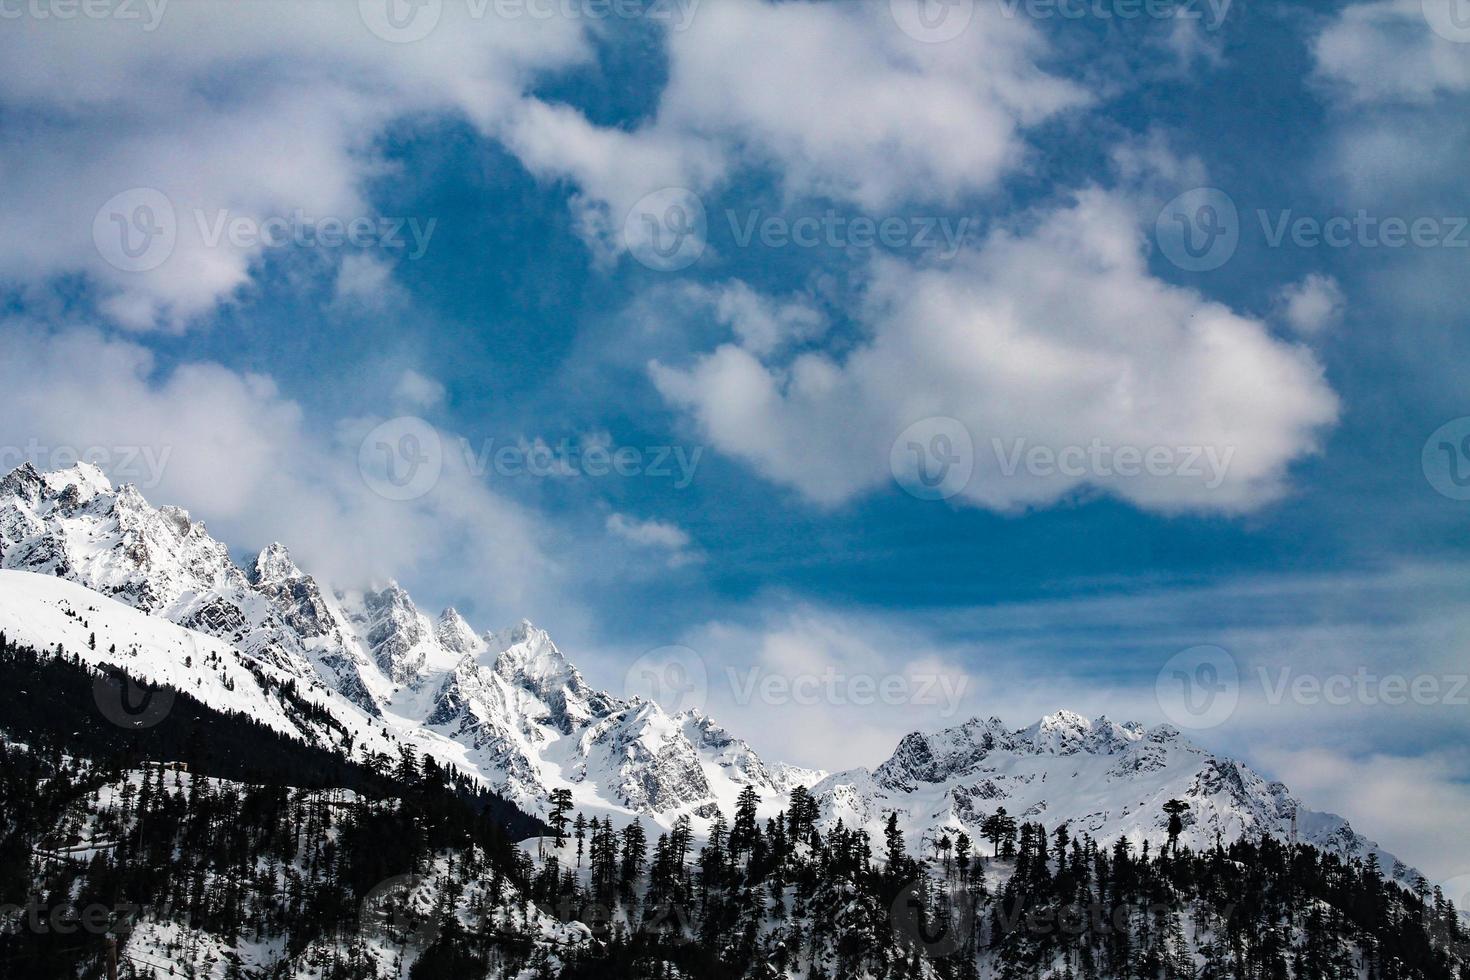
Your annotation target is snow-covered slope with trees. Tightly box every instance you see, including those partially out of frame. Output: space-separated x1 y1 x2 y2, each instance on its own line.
0 463 1418 887
808 712 1415 884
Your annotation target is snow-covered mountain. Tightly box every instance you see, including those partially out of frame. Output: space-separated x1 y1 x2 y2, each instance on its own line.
808 711 1413 882
0 462 787 826
0 462 1417 885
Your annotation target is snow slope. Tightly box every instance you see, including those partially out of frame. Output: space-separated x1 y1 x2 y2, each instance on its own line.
809 711 1415 883
0 463 1422 885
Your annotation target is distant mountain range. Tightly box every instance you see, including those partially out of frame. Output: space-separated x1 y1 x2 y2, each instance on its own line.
0 462 1419 886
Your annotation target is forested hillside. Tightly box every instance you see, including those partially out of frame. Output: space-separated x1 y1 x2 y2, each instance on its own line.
2 635 1465 979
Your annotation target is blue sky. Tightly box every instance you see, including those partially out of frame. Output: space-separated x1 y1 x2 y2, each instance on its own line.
1 0 1468 882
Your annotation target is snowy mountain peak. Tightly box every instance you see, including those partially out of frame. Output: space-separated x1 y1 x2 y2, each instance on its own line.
0 463 1425 887
435 606 484 655
1020 710 1145 755
1038 708 1091 730
39 460 113 499
488 620 570 679
360 582 432 685
488 618 543 649
251 542 302 585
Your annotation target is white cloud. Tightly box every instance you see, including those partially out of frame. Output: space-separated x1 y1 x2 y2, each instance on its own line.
605 512 691 551
605 512 698 568
644 564 1470 883
1313 0 1470 104
0 320 562 623
652 187 1339 513
700 280 826 356
334 254 401 310
501 0 1086 259
393 368 447 410
681 609 988 771
1275 273 1346 335
0 2 591 330
0 0 1089 319
1252 746 1470 889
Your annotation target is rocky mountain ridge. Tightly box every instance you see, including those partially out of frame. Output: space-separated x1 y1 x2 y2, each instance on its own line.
0 463 1418 886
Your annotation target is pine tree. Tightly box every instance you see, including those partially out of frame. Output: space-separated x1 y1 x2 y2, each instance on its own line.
619 819 646 898
732 784 761 861
547 788 573 847
884 811 909 880
1162 799 1189 854
981 807 1016 858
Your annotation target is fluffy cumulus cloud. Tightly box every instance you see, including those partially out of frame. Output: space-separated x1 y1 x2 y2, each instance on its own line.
652 188 1340 514
1313 0 1470 104
1275 274 1346 335
392 368 448 410
0 2 591 330
679 609 988 771
0 0 1087 322
0 320 561 621
605 512 699 568
606 512 691 550
698 280 827 357
501 0 1087 259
